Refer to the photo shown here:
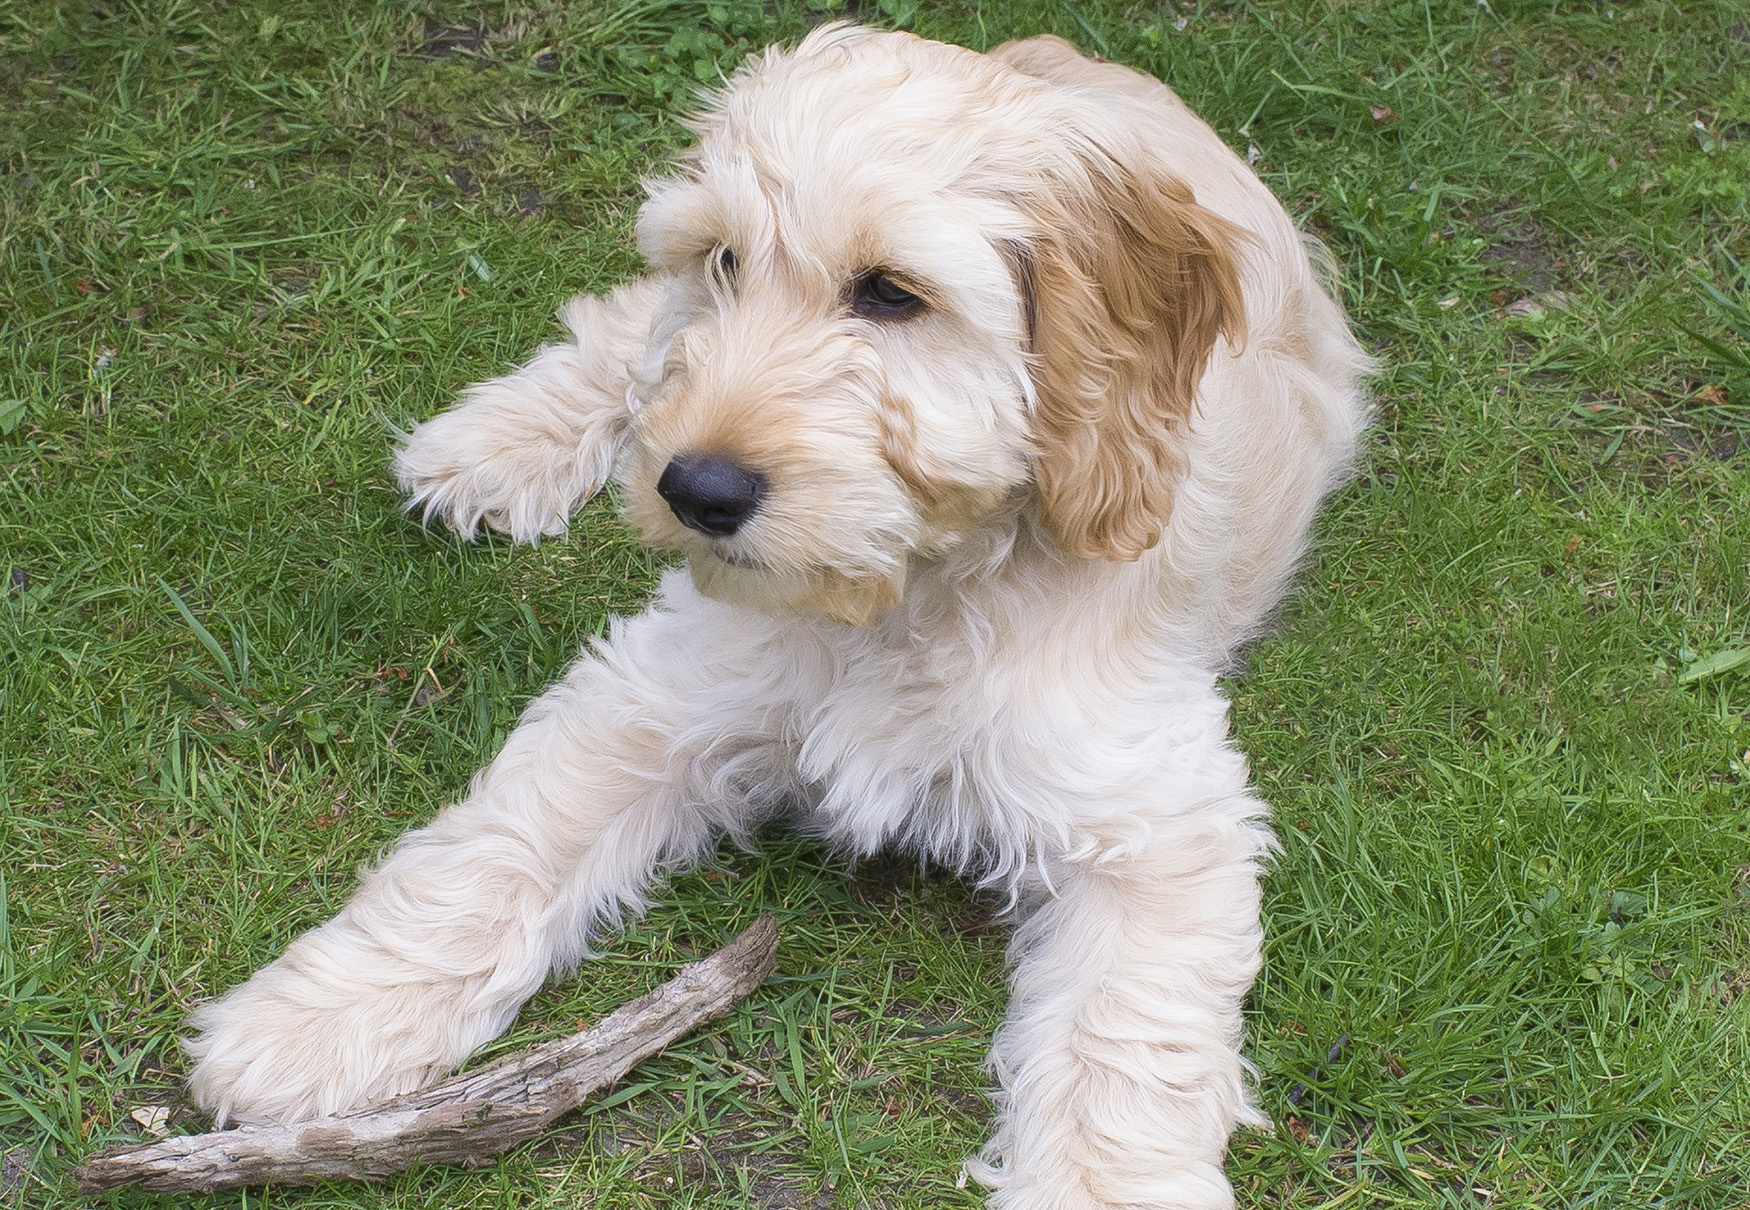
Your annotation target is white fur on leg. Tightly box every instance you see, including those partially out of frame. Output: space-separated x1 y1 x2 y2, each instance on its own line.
393 278 663 542
185 593 775 1125
969 804 1273 1210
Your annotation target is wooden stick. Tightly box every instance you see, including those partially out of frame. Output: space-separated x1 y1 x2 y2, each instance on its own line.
74 916 779 1194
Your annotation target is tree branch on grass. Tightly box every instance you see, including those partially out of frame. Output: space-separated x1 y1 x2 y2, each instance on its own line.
74 916 779 1194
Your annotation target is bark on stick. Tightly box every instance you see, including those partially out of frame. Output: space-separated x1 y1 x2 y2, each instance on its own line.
74 916 779 1194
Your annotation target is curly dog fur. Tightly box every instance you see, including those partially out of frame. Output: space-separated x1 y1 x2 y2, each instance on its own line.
185 25 1371 1209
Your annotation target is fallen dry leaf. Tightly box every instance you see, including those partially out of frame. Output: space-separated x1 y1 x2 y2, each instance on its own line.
128 1107 171 1138
1503 290 1576 318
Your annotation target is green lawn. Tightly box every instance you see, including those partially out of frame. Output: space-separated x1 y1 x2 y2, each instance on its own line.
3 1 1748 1207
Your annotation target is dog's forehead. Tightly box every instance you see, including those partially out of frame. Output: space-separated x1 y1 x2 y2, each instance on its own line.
690 29 1043 201
640 29 1046 272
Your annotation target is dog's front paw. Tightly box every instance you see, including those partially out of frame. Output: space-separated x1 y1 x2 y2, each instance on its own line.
184 948 480 1125
394 403 608 544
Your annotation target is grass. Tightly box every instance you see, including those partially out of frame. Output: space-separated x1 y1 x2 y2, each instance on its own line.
2 0 1748 1206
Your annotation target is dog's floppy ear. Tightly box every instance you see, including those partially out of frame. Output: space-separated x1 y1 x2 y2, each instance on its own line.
1017 130 1247 562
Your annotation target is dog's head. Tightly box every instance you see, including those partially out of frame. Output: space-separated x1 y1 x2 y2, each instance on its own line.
620 25 1245 625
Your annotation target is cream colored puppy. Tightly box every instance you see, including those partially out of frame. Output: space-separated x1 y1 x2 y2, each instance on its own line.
186 25 1370 1209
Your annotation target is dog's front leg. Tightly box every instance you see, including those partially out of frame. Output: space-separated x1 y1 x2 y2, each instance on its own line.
975 810 1272 1210
184 596 767 1125
395 277 664 542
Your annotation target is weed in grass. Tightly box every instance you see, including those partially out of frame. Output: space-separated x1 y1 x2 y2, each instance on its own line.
2 0 1748 1207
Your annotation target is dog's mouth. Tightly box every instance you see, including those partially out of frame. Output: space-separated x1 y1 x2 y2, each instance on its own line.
698 543 770 573
647 489 909 627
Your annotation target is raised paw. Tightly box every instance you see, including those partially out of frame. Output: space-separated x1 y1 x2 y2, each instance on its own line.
394 401 610 544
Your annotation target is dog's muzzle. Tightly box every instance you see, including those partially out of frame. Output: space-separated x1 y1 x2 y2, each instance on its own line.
657 454 767 537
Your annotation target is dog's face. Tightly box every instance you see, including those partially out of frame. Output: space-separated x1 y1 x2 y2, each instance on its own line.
619 26 1246 626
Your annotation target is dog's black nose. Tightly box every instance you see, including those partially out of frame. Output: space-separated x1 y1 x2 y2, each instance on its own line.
656 454 767 537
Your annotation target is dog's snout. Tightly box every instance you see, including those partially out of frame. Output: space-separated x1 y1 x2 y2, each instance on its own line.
657 454 767 537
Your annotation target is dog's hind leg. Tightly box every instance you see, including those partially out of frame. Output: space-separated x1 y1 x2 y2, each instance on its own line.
971 802 1272 1210
184 585 786 1126
394 277 663 543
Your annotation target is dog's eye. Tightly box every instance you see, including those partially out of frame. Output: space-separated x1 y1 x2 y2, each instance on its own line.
713 247 738 284
852 272 922 319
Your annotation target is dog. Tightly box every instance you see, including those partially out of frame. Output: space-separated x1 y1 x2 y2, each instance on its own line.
183 25 1370 1209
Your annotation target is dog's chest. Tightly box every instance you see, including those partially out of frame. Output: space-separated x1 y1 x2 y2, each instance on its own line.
775 607 1238 877
786 625 1029 867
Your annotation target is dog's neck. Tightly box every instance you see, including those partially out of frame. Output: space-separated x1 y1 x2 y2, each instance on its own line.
870 497 1127 652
